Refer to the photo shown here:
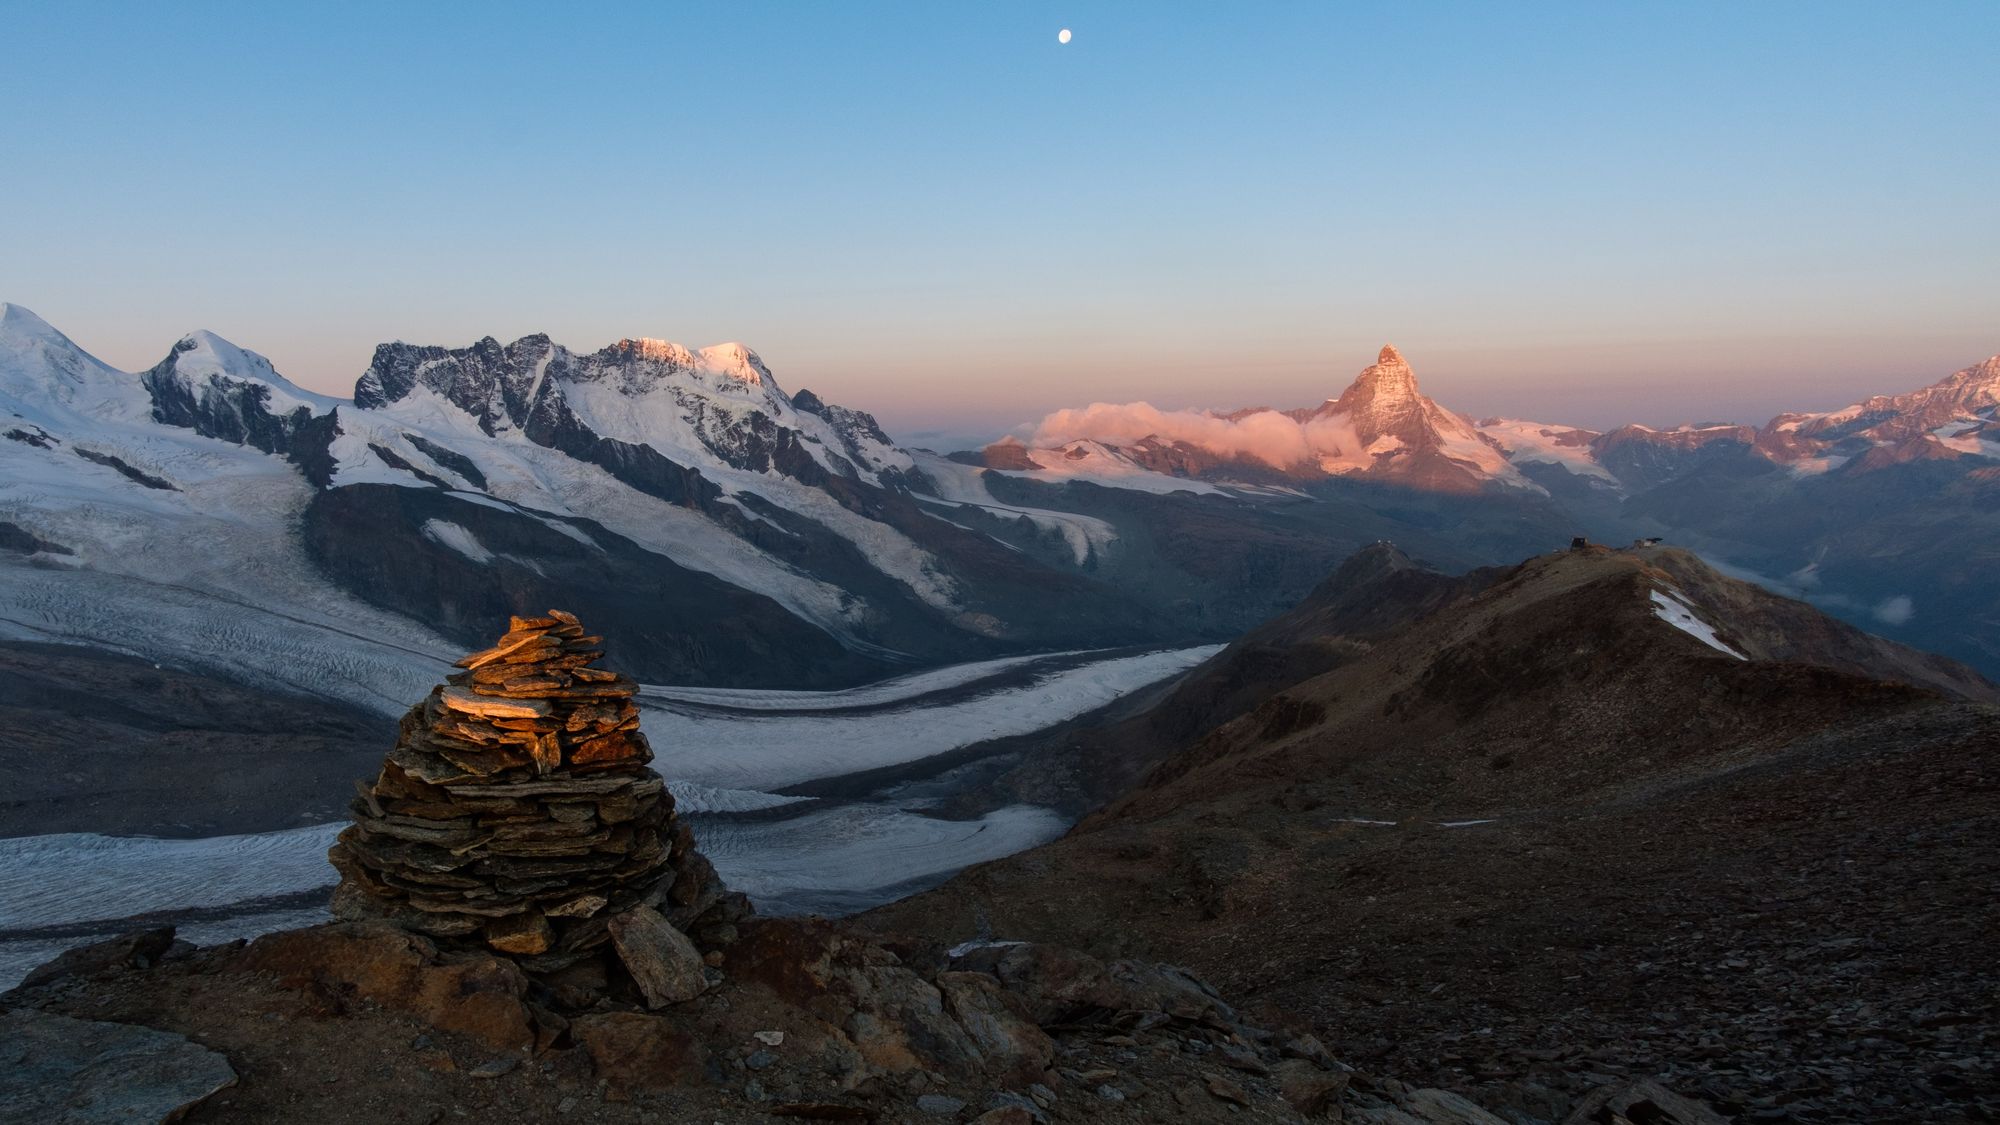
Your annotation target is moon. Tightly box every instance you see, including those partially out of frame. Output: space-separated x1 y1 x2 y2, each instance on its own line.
1057 28 1072 44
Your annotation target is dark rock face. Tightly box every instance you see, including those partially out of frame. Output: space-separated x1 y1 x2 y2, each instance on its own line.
301 485 881 687
143 338 321 456
140 335 343 485
4 424 58 448
72 446 178 490
0 519 71 555
1587 423 1759 491
404 432 487 489
353 334 550 427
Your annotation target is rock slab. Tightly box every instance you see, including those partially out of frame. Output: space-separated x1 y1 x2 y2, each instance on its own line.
0 1009 236 1124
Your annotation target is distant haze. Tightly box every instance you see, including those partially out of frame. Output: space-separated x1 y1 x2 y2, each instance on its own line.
3 4 1995 440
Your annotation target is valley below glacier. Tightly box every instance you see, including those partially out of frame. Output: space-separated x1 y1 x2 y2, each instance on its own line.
0 643 1217 989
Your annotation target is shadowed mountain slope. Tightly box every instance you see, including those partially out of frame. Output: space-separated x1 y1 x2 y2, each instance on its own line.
864 545 2000 1123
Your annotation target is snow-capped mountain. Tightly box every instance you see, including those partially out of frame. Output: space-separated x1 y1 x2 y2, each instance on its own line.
1295 344 1518 491
966 341 2000 675
8 300 1996 699
0 304 1188 701
350 333 917 490
998 345 1523 494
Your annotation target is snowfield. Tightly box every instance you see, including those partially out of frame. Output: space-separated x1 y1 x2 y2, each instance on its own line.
1651 589 1749 660
640 649 1082 711
640 645 1222 792
696 803 1068 916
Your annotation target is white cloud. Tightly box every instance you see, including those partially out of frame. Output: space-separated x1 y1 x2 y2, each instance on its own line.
1872 595 1914 626
1025 402 1365 471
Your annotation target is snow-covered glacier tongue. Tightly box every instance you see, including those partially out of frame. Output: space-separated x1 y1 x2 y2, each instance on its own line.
0 645 1218 988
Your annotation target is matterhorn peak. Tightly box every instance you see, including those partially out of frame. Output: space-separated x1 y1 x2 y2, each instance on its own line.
1328 343 1424 420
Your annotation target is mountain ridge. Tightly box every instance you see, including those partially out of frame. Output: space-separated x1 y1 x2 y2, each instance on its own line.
861 542 2000 1123
992 341 2000 494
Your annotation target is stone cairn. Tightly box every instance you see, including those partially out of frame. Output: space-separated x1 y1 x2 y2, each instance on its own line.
330 611 744 1005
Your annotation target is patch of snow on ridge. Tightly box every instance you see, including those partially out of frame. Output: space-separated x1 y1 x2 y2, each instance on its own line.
420 519 493 563
1650 589 1748 660
947 938 1027 958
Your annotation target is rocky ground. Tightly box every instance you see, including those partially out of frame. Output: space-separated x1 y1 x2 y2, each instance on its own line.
0 914 1628 1125
864 700 2000 1120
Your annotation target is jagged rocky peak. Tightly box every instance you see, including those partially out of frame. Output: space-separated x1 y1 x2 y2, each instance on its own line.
1907 353 2000 413
354 333 563 432
1319 342 1475 452
1331 343 1421 411
597 337 774 390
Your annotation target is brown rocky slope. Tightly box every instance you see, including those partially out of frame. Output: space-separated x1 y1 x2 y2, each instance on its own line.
863 545 2000 1123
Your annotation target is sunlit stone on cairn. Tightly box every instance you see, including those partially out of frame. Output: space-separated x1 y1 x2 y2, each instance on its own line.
329 611 733 987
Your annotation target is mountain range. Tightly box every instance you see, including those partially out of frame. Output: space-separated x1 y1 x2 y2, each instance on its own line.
976 342 2000 673
5 301 1998 707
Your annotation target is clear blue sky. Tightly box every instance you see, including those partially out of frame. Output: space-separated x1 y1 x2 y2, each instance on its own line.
4 1 1996 440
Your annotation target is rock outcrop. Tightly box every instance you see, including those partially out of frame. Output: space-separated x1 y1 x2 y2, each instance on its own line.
328 610 743 997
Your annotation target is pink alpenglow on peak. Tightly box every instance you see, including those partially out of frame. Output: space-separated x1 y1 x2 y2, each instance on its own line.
1015 345 1521 493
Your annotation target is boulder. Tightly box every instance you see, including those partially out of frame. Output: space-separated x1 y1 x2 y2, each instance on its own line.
607 905 709 1007
235 922 531 1050
1274 1056 1350 1117
934 971 1055 1081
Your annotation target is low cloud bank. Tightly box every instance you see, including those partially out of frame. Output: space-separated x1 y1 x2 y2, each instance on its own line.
1025 402 1362 470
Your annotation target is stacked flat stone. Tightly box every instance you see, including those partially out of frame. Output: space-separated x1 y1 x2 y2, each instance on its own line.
329 611 723 971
